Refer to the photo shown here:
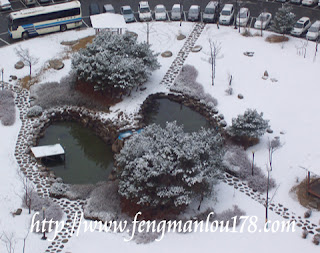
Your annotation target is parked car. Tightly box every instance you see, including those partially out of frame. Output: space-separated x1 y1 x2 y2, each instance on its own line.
291 17 311 36
203 1 220 23
89 3 100 16
138 1 152 21
188 5 200 21
155 4 167 21
290 0 302 4
302 0 318 5
236 7 250 27
0 0 11 10
103 4 115 13
39 0 50 4
22 0 36 6
275 0 287 2
219 4 234 25
171 4 183 21
306 20 320 40
120 5 135 23
254 12 272 30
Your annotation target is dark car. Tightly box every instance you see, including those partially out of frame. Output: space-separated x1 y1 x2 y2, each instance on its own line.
103 4 115 13
89 3 100 16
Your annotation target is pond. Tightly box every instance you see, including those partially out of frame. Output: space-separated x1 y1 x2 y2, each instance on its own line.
38 121 114 184
143 98 211 132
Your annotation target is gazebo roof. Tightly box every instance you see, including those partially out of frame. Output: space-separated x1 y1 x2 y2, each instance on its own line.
31 144 65 158
90 13 127 29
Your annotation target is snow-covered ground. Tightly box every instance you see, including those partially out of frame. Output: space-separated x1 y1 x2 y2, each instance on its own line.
0 22 320 252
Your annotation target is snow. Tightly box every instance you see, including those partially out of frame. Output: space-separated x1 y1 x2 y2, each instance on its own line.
90 13 127 29
0 22 320 252
31 144 64 158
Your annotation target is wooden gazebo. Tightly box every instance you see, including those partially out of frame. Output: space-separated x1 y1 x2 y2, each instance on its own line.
301 154 320 199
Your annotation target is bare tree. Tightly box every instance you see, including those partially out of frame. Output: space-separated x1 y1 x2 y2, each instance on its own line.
22 230 29 253
17 172 36 214
15 46 39 77
267 137 281 171
208 39 221 86
295 40 308 58
1 232 16 253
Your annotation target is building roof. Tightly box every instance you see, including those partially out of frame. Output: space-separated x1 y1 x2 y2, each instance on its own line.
31 144 65 158
90 13 127 29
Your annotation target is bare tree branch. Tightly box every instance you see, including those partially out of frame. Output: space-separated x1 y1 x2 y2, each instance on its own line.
14 46 39 77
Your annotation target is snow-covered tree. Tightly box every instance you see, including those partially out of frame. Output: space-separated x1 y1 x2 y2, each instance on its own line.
116 122 224 217
228 109 269 141
72 31 160 96
271 6 295 35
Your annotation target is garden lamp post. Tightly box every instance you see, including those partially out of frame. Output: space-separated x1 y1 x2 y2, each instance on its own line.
251 151 255 176
1 68 3 90
234 0 237 29
41 207 47 240
265 167 271 228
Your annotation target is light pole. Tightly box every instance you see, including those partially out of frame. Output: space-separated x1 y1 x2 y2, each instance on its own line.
234 0 237 29
41 207 47 240
1 68 3 90
179 0 183 26
251 151 255 176
265 167 270 228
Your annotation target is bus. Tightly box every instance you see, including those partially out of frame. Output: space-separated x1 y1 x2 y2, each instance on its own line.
8 1 82 40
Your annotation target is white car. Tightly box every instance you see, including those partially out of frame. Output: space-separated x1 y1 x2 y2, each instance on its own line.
254 12 272 30
155 4 167 21
291 17 312 36
306 20 320 40
138 1 152 21
236 7 250 27
188 5 200 21
0 0 11 10
302 0 318 5
171 4 183 21
219 4 234 25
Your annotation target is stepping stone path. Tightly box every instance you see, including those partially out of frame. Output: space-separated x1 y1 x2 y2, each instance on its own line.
2 22 319 251
221 172 320 238
160 23 206 88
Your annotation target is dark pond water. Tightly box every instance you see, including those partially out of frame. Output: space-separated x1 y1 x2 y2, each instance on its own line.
143 98 211 132
38 121 114 184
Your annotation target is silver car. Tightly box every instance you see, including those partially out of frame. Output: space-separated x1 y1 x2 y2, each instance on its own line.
188 5 200 21
120 5 135 23
171 4 183 21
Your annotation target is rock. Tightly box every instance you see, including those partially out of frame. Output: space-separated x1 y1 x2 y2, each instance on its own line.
60 40 79 46
13 208 22 216
220 120 227 127
49 59 64 70
191 45 202 53
262 76 268 80
266 128 273 134
270 78 278 82
243 52 254 57
304 209 312 218
218 114 224 120
237 94 244 99
177 34 186 40
161 51 173 58
10 75 17 80
14 61 24 69
140 87 147 91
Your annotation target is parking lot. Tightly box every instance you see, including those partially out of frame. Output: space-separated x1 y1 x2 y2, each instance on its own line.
0 0 320 47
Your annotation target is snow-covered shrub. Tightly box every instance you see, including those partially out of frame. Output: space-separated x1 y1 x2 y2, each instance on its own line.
27 105 43 118
116 122 224 218
33 74 106 110
216 205 246 227
223 145 276 193
83 181 121 221
0 90 15 126
228 109 269 142
26 192 63 232
241 28 253 37
72 31 160 94
171 65 218 107
302 229 308 239
50 182 95 200
271 6 295 35
195 208 216 222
